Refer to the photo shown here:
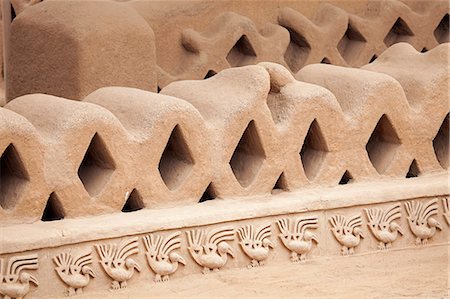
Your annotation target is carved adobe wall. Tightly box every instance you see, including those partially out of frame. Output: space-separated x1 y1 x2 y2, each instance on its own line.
2 0 449 100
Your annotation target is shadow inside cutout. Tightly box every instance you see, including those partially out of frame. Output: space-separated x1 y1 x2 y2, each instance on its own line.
78 133 116 197
0 143 29 210
230 120 266 188
42 192 65 221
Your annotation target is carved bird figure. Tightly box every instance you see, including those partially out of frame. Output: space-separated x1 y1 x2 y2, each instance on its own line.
237 224 274 267
276 216 318 262
95 237 141 290
53 251 96 296
405 199 442 245
186 227 235 274
0 254 39 299
143 232 186 282
329 214 364 255
443 197 450 226
365 204 404 250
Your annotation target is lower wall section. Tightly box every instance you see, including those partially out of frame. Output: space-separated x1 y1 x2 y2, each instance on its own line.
0 173 448 298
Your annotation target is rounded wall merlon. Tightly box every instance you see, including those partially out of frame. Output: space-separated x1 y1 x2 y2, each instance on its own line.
0 43 448 225
6 0 157 102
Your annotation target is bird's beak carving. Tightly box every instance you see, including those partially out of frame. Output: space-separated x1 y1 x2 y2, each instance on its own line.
311 234 319 244
178 256 187 266
29 274 39 286
435 221 442 231
227 247 235 258
86 267 96 278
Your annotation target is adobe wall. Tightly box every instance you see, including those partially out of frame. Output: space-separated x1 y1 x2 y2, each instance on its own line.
0 1 448 298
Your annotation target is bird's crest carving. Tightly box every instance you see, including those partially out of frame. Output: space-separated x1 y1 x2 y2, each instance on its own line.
53 251 95 296
276 216 318 262
0 254 39 299
237 224 274 267
186 227 235 274
95 237 141 290
405 199 442 245
143 232 186 282
365 204 404 250
329 214 364 255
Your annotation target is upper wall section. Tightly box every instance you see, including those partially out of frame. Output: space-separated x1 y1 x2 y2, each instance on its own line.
3 0 449 101
6 0 157 102
123 0 449 87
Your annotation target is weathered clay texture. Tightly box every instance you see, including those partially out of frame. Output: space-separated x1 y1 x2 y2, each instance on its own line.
0 43 448 225
6 0 157 101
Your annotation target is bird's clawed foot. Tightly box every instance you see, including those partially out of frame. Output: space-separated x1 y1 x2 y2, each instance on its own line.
154 274 162 283
386 242 392 249
249 260 259 268
67 287 76 296
290 252 299 263
111 281 120 290
258 260 265 266
341 246 349 256
422 238 428 245
76 288 83 295
415 238 422 246
120 281 127 289
162 275 170 282
377 242 386 250
202 267 210 274
348 248 355 255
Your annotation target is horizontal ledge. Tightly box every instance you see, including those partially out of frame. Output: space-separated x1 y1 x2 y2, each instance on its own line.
1 172 448 254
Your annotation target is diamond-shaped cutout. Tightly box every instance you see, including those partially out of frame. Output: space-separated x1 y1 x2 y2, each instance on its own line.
122 189 144 212
421 47 428 53
369 54 377 63
272 172 288 194
339 170 353 185
78 133 116 197
320 57 331 64
41 192 65 221
300 119 329 181
406 159 420 178
158 125 194 190
434 14 449 44
204 70 217 79
365 115 401 174
226 35 257 67
0 144 29 210
384 17 414 47
338 24 367 63
230 120 266 188
433 113 449 169
199 183 216 203
284 29 311 73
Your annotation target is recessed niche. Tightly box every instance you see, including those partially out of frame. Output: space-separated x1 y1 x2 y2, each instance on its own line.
78 133 116 197
406 159 420 178
383 17 414 47
421 47 428 53
229 121 266 188
204 70 217 79
199 183 216 203
272 172 288 193
226 35 257 67
41 192 65 221
0 144 29 210
365 115 401 174
434 14 449 44
369 54 377 63
300 119 329 181
158 125 194 190
337 24 367 64
339 170 353 185
320 57 331 64
122 189 144 212
433 113 449 169
284 28 311 73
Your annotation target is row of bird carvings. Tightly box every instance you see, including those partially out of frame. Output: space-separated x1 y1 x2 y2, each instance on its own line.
1 197 448 298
